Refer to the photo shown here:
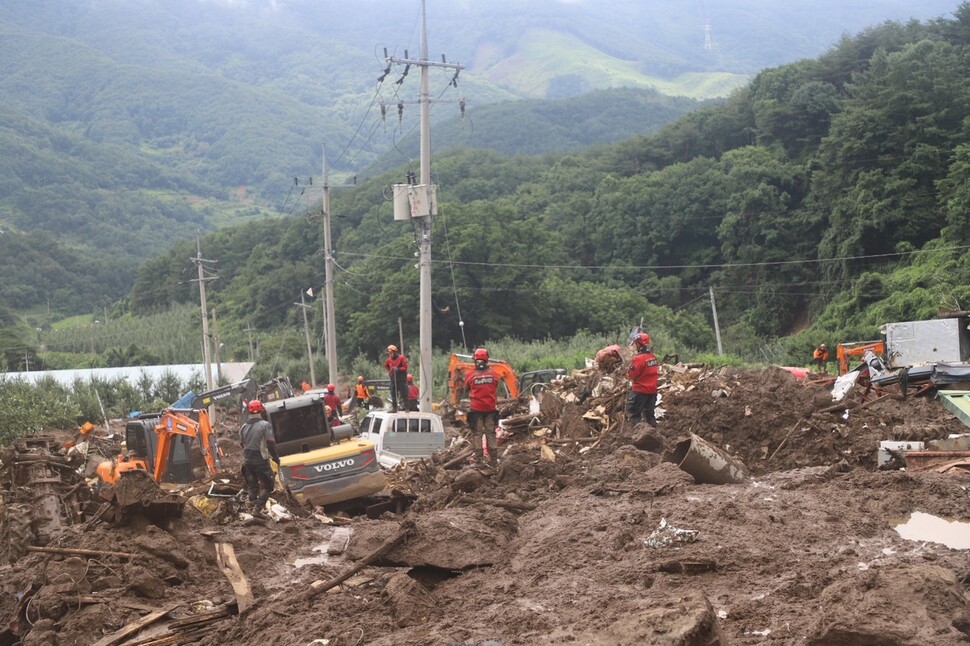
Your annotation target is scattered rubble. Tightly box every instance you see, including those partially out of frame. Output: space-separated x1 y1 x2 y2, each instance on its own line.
2 361 970 645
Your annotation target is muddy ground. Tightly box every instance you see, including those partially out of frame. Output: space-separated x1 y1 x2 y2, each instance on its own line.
2 365 970 645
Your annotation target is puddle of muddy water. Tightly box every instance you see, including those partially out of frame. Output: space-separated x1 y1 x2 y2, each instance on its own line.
894 511 970 549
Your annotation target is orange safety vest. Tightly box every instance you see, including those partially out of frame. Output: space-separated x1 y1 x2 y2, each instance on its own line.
813 347 828 361
355 383 370 399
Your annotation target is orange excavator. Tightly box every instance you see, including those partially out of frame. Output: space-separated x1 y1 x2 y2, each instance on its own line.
96 408 220 486
447 353 519 407
836 341 887 375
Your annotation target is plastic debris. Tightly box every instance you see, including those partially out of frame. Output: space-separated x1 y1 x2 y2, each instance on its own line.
643 517 699 547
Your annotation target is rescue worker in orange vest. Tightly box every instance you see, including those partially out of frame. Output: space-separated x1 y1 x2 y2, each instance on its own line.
384 344 409 413
354 376 371 410
323 383 342 415
406 374 419 411
626 332 659 427
463 347 500 465
813 344 829 374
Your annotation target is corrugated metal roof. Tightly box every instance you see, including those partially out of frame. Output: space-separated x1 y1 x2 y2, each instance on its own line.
0 363 255 388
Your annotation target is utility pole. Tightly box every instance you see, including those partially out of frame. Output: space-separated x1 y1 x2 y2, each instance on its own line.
385 0 463 412
245 320 255 363
212 308 223 383
321 145 338 385
297 291 316 386
190 234 217 393
709 286 724 356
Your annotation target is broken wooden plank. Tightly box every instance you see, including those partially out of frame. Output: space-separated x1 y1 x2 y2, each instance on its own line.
304 520 415 601
214 542 253 614
90 603 178 646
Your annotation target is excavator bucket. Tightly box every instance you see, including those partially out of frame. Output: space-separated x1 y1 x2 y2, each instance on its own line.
99 469 184 524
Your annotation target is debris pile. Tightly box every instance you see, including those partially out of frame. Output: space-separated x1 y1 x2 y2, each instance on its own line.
3 362 970 645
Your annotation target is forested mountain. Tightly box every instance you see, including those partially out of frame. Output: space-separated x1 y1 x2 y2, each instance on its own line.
2 0 968 370
117 6 970 369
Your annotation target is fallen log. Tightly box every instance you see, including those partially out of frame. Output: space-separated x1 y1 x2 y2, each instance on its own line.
442 449 474 469
303 520 415 601
27 545 135 559
454 495 538 512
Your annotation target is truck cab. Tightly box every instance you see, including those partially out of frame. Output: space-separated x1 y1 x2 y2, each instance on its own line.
358 411 446 469
264 392 386 506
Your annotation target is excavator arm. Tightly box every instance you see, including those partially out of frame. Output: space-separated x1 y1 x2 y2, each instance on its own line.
152 410 219 483
447 353 519 406
191 379 257 410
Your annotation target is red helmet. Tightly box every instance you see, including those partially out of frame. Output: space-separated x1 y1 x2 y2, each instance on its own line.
634 332 651 347
473 347 489 361
247 400 264 414
407 374 414 383
327 383 335 392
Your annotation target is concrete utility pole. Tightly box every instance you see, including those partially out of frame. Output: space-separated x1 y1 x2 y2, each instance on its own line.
297 291 317 386
191 234 217 393
386 0 463 412
321 145 338 386
709 286 724 356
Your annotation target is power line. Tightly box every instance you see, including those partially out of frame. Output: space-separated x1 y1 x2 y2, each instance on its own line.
337 243 970 272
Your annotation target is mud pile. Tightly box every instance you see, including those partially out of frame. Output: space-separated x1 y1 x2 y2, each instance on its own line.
2 364 970 645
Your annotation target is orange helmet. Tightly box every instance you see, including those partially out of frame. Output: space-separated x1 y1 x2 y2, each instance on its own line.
473 347 489 361
357 375 364 382
247 400 264 414
387 344 398 353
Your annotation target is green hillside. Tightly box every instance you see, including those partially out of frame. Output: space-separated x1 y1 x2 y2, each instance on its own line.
97 7 970 374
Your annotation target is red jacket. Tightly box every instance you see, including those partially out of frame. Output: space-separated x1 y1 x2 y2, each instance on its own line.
627 350 659 394
464 366 499 412
323 393 342 412
384 352 408 377
408 384 419 401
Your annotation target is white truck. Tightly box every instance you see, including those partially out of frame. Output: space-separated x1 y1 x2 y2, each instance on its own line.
357 411 446 469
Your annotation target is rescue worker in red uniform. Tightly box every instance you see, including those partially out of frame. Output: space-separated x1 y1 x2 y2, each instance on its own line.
323 383 342 416
354 376 371 410
384 345 409 412
406 374 419 411
463 347 500 465
626 332 659 427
